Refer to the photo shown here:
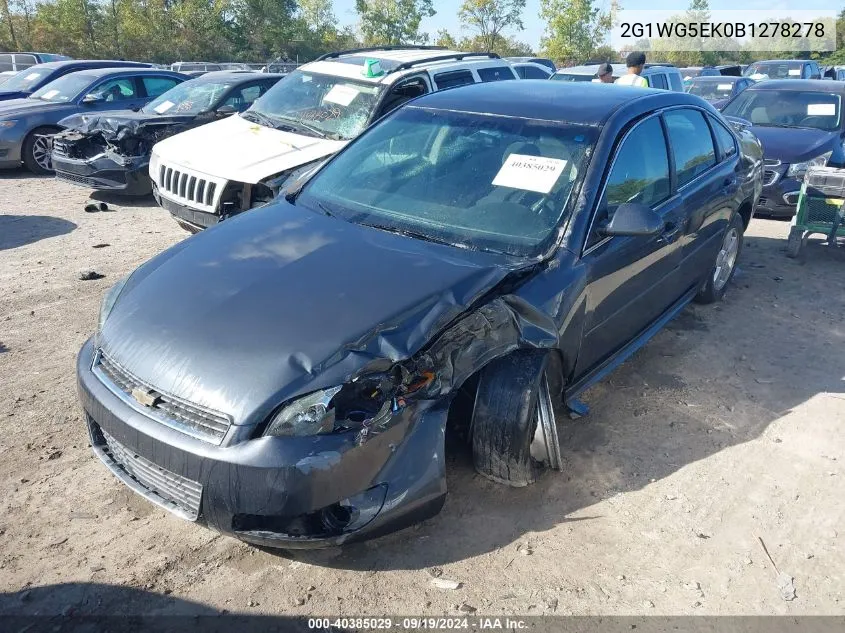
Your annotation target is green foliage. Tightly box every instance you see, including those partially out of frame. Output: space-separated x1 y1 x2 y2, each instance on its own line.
458 0 525 53
0 0 841 67
354 0 435 46
0 0 361 63
539 0 613 66
436 28 533 56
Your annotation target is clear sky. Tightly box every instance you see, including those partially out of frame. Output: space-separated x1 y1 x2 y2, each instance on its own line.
331 0 841 51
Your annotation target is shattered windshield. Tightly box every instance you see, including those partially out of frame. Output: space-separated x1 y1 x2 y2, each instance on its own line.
1 67 52 92
298 106 596 257
247 69 382 141
143 80 232 115
30 73 93 102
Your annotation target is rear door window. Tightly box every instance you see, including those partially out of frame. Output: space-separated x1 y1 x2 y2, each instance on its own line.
523 65 550 79
664 109 717 187
14 54 37 69
477 66 517 82
708 115 737 160
668 72 683 92
0 54 12 72
650 73 668 90
142 76 180 97
433 69 475 90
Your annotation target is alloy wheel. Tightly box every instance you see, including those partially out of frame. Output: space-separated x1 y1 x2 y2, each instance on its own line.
713 226 739 292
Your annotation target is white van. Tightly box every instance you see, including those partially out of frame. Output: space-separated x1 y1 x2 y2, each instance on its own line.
150 46 521 232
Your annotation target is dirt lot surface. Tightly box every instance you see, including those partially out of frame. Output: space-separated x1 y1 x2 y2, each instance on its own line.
1 171 844 618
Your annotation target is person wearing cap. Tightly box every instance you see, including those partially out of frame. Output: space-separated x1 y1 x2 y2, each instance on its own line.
616 52 649 87
594 63 614 83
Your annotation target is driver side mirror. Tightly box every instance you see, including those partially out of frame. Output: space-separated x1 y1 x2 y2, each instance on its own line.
82 93 104 105
216 104 238 115
601 203 664 237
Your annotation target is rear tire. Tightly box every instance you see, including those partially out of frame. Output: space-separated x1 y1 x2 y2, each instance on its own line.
22 127 58 174
471 350 562 487
695 213 744 304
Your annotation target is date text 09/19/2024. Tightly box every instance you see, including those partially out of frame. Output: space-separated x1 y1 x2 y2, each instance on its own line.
307 618 529 630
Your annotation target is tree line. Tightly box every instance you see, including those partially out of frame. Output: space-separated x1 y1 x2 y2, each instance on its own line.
0 0 843 67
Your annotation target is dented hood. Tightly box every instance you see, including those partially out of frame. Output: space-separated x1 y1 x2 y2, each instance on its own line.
59 109 204 139
99 201 523 424
151 113 345 183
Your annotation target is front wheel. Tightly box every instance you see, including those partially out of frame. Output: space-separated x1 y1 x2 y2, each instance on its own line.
22 127 57 174
695 213 744 304
471 350 563 487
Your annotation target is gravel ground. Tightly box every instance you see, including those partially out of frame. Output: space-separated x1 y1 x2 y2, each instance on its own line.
1 171 844 617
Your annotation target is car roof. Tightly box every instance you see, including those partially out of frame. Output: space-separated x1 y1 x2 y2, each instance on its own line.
513 61 551 70
62 67 184 81
406 80 693 126
745 79 845 93
692 75 742 82
26 59 150 70
555 63 625 75
752 59 813 64
191 71 282 83
303 48 513 84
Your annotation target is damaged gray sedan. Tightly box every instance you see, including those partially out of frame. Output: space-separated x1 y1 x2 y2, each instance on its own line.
77 81 761 547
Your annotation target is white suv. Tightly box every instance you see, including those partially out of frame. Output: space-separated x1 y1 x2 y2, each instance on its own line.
149 46 521 232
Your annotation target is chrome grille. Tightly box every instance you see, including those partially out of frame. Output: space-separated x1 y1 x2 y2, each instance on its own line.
51 139 71 157
763 169 780 186
95 351 231 444
156 162 220 212
98 426 202 521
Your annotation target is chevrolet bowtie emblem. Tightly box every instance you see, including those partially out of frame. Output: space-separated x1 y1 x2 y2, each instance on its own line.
131 386 160 408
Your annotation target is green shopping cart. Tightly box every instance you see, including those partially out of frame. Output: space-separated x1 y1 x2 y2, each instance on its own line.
786 166 845 259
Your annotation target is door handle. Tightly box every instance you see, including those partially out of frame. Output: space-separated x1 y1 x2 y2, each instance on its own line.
659 221 682 243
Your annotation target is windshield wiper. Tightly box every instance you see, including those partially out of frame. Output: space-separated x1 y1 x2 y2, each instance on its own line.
359 222 459 247
241 110 279 128
272 115 331 139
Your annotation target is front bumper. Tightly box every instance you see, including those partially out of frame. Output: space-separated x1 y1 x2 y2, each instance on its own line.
154 188 221 232
52 152 152 196
76 338 448 548
757 168 801 218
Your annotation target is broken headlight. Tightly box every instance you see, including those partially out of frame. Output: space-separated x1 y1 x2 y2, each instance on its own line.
264 386 342 437
98 276 128 332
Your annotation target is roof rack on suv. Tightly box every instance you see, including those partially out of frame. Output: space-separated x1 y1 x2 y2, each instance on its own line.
387 52 501 74
315 45 447 62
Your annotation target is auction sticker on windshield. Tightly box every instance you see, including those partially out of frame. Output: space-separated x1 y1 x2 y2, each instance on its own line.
154 100 175 114
25 73 39 80
808 103 836 116
41 89 59 99
324 84 360 107
493 154 568 194
788 69 802 76
717 83 732 91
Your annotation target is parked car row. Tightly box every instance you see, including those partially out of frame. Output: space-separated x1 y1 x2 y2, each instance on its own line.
0 66 185 173
51 72 285 194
